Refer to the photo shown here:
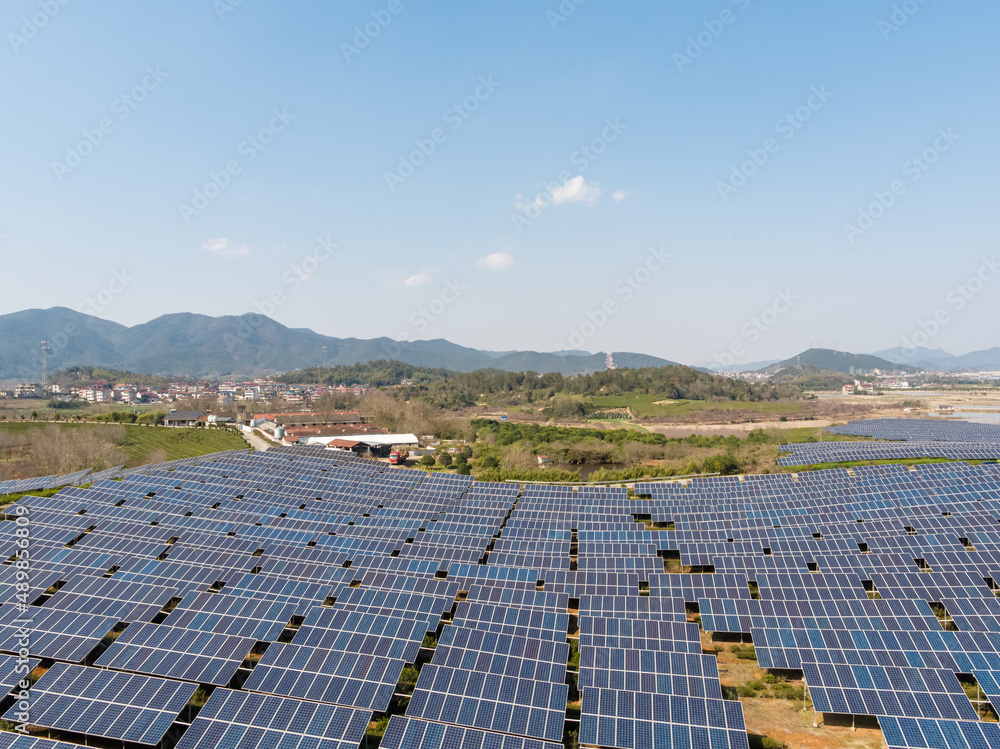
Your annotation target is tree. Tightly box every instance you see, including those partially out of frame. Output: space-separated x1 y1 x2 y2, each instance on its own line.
419 455 435 467
438 453 452 467
30 411 38 421
456 462 470 475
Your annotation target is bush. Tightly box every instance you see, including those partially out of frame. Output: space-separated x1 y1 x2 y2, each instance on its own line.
438 453 452 467
730 644 757 661
477 453 500 469
398 665 419 694
419 455 435 467
771 683 803 701
474 468 581 483
737 680 767 697
47 400 82 410
367 716 390 739
762 738 787 749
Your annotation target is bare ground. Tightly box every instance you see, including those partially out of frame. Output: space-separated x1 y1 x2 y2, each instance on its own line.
703 630 883 749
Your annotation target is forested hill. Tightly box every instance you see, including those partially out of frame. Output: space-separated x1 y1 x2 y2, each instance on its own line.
277 361 458 388
298 363 792 409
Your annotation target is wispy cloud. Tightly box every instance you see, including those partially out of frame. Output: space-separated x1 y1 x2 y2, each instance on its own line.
202 237 250 259
612 189 630 202
515 175 602 213
403 272 433 287
476 250 515 270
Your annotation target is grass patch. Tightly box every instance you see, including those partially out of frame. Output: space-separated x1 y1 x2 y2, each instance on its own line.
783 456 967 472
0 422 246 469
118 426 246 465
0 487 63 508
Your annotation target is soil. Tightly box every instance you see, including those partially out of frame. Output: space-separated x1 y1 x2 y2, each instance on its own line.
702 630 884 749
741 699 883 749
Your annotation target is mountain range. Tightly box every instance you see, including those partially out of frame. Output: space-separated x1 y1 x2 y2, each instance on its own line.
872 346 1000 372
0 308 676 380
1 308 997 381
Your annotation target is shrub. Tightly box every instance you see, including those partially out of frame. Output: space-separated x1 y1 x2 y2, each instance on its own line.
737 680 766 698
730 644 757 661
771 683 804 701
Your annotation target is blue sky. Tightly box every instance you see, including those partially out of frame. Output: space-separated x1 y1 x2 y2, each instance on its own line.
2 0 998 368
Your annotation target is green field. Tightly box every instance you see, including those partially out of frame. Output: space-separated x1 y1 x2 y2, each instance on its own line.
773 426 865 443
784 457 980 472
0 422 247 468
585 394 806 419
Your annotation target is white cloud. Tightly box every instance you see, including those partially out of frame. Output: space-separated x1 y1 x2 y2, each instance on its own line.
551 175 601 205
612 189 630 202
476 251 515 270
403 272 433 287
513 175 602 217
202 237 250 259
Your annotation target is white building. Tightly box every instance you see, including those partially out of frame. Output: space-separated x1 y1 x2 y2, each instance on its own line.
13 384 43 398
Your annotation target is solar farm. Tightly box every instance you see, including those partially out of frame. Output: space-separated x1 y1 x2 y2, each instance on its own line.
779 418 1000 467
4 425 1000 748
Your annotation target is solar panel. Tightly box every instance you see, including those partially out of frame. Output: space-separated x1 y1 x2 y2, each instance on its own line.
243 642 405 711
380 715 564 749
0 653 39 692
0 662 195 746
579 690 750 749
0 736 82 749
174 687 371 749
405 662 568 742
803 662 978 721
95 622 256 686
0 607 118 663
878 715 1000 749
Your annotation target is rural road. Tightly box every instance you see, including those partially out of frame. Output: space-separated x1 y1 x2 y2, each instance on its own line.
240 430 272 452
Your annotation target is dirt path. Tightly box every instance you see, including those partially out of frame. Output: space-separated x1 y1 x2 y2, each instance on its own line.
650 419 838 438
240 430 272 452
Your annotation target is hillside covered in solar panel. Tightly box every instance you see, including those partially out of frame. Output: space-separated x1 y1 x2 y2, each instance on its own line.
2 433 1000 748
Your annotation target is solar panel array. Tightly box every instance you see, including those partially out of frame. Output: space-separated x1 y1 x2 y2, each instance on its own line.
779 417 1000 466
7 438 1000 746
0 662 196 746
829 419 1000 442
779 441 1000 467
175 687 371 749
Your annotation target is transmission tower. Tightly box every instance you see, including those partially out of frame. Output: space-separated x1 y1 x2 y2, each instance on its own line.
41 340 52 385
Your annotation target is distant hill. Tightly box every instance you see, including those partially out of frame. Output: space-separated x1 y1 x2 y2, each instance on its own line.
700 359 781 373
759 348 918 375
872 346 954 369
768 365 853 389
872 346 1000 372
950 347 1000 371
0 308 679 380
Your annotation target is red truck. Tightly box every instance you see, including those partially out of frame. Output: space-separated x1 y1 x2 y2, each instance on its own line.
388 449 408 465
